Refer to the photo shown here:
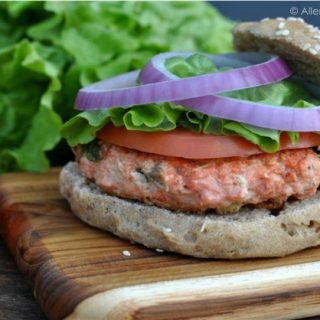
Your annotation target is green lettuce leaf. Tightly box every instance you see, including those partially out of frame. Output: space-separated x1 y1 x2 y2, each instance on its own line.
61 110 110 147
0 2 234 173
62 53 320 153
0 40 66 173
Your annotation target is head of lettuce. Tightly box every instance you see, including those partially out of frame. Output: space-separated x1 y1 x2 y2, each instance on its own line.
0 1 234 174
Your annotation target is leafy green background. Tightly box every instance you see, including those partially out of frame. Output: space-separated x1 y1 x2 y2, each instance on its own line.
0 1 234 174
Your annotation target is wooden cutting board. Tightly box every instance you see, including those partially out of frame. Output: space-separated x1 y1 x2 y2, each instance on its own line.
1 169 320 320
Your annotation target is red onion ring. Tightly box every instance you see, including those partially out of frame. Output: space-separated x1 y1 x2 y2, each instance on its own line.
139 52 320 132
178 95 320 132
75 52 291 110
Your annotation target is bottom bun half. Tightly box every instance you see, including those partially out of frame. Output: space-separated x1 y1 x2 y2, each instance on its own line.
60 162 320 259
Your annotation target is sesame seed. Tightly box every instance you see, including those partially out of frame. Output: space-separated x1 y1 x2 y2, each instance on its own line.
314 35 320 40
297 18 305 23
278 22 286 29
200 222 208 233
261 17 270 22
288 17 298 21
155 248 164 253
122 250 131 257
309 48 318 55
307 25 314 29
276 17 285 21
163 227 172 233
275 29 290 36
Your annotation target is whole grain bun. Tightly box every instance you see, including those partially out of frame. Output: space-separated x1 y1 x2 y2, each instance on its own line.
233 18 320 85
60 162 320 259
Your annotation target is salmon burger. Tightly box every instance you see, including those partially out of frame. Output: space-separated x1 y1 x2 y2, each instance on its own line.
60 18 320 258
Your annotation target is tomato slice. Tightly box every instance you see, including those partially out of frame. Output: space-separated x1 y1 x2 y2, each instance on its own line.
97 124 320 159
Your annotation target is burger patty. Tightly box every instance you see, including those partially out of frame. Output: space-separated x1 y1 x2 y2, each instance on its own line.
75 142 320 214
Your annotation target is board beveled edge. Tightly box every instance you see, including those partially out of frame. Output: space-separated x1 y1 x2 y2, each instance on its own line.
0 174 99 320
65 261 320 320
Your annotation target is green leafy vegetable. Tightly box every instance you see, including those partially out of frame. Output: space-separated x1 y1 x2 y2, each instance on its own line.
62 54 320 153
0 2 234 173
0 40 65 173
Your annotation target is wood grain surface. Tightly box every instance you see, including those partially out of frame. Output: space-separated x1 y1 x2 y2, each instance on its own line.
0 169 320 320
0 238 45 320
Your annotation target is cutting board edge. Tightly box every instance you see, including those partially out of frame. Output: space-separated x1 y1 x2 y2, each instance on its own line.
65 261 320 320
